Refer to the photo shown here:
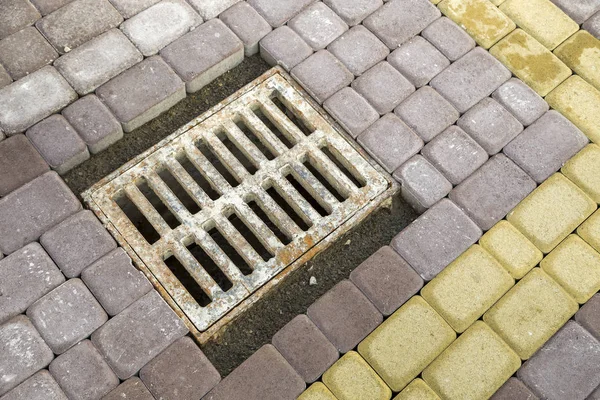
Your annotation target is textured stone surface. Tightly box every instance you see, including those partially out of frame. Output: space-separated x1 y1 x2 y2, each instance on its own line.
579 209 600 253
493 78 549 126
0 27 57 80
395 379 440 400
328 25 389 76
297 382 337 400
584 11 600 39
554 30 600 91
288 2 347 50
0 65 11 90
388 36 449 88
0 135 49 196
322 87 379 138
0 370 67 400
103 377 154 400
30 0 76 15
0 0 41 41
186 0 240 20
491 377 539 400
576 294 600 340
421 17 475 61
220 2 272 56
107 0 160 18
563 144 600 203
551 0 600 24
259 26 313 70
247 0 314 27
323 0 382 26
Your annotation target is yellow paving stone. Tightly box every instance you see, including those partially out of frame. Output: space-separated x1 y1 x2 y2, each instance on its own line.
438 0 516 49
323 351 392 400
562 144 600 203
422 321 521 400
546 75 600 144
490 29 572 96
430 0 442 4
541 234 600 304
554 30 600 90
490 0 506 6
507 173 597 254
499 0 579 50
357 297 456 392
298 382 338 400
394 379 440 400
479 220 543 279
578 209 600 253
483 268 578 359
421 245 514 333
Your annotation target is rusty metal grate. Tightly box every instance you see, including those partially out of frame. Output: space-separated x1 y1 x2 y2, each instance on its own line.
84 68 395 341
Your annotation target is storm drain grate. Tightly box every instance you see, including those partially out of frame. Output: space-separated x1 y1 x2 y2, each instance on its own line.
84 69 393 340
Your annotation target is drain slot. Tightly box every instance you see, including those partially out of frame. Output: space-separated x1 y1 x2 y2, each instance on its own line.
186 241 234 292
236 117 276 160
158 168 201 214
321 146 366 188
176 153 221 200
138 178 181 229
266 185 312 232
197 139 240 187
208 226 253 276
270 95 314 136
303 156 347 202
253 106 296 149
228 212 272 262
115 191 161 244
165 253 212 306
247 199 291 245
285 172 330 217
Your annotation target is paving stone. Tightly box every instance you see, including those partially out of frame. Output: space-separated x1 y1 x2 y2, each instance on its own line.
307 280 382 353
551 0 600 24
490 29 572 97
457 98 524 155
0 172 81 254
394 86 458 142
259 26 313 70
438 0 516 49
358 296 455 391
291 50 353 104
479 220 543 280
107 0 160 18
327 25 389 76
576 294 600 340
220 1 272 56
0 135 49 196
421 17 476 61
297 382 337 400
392 154 452 213
363 0 440 49
35 0 123 54
96 56 186 132
140 337 220 399
579 209 600 252
491 377 539 400
590 385 600 400
391 199 482 280
395 379 440 400
26 115 90 175
387 36 449 88
49 340 119 400
0 27 58 80
0 66 77 135
62 95 123 154
324 88 379 138
518 321 600 400
492 78 549 126
103 377 154 400
247 0 314 27
323 0 382 26
0 242 64 325
92 290 188 379
322 351 392 400
423 321 521 400
563 144 600 203
554 30 600 91
204 344 305 400
288 2 348 51
0 370 67 400
584 11 600 39
357 114 423 173
186 0 240 20
272 314 339 383
0 0 41 40
54 29 143 96
30 0 74 15
0 65 11 90
0 316 54 396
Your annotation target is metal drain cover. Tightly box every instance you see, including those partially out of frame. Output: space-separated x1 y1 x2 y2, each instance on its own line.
84 68 395 342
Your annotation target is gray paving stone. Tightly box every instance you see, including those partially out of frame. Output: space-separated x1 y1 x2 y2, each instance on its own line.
0 316 53 396
0 0 41 40
492 78 549 126
0 370 68 400
107 0 160 18
204 344 305 400
81 248 152 316
291 50 353 104
272 315 339 383
160 19 244 93
26 115 89 175
103 377 154 400
422 16 476 61
350 246 423 316
363 0 440 49
259 26 313 70
288 2 348 51
0 172 81 254
393 154 452 213
430 47 512 113
575 294 600 341
503 110 589 183
449 154 537 231
35 0 123 54
357 113 423 173
91 290 188 379
584 11 600 39
29 0 73 15
388 36 450 88
0 242 64 325
54 29 142 96
307 280 382 353
0 27 58 80
323 87 379 138
491 377 539 400
590 385 600 400
0 65 11 90
458 97 524 155
550 0 600 24
186 0 240 20
391 198 482 280
96 56 186 132
0 135 49 196
0 66 77 135
220 1 272 56
140 337 221 399
49 340 119 400
323 0 383 26
327 25 389 76
518 321 600 400
62 95 123 154
247 0 314 27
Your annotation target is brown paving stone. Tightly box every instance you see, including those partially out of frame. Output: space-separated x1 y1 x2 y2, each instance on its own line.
0 370 68 400
0 0 41 41
575 294 600 341
491 377 539 400
0 27 58 80
0 134 49 196
103 377 154 400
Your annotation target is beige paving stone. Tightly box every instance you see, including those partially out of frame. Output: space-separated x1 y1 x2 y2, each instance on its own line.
421 245 514 333
546 75 600 144
394 379 440 400
499 0 578 50
562 144 600 203
298 382 337 400
357 296 456 392
507 173 597 254
490 0 506 5
430 0 442 5
423 321 521 400
483 268 578 359
578 209 600 254
479 220 543 279
322 351 392 400
554 30 600 91
437 0 515 49
490 29 572 96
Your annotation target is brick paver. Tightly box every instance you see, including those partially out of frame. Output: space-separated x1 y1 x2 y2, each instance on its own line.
0 370 67 400
247 0 314 27
259 26 313 71
579 209 600 253
551 0 600 24
491 377 539 400
186 0 240 20
388 36 449 88
584 12 600 38
395 379 440 400
31 0 73 15
421 17 476 61
554 30 600 91
323 87 379 138
103 377 154 400
0 66 11 90
328 25 389 76
492 78 548 126
298 382 337 400
288 2 348 51
0 27 57 80
107 0 160 18
0 0 41 41
0 135 49 196
576 294 600 340
323 0 382 26
220 2 272 56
